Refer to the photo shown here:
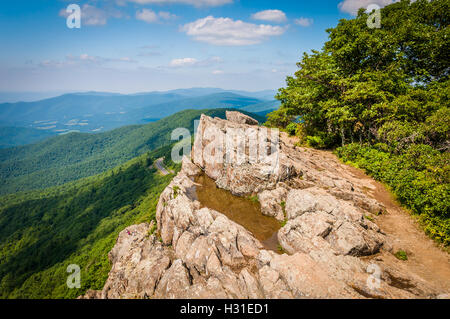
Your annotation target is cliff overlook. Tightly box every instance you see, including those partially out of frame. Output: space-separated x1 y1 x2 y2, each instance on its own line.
83 112 449 299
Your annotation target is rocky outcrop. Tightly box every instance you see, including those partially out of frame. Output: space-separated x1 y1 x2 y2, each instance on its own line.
279 187 384 256
226 111 259 125
258 187 288 221
192 114 297 196
82 112 443 299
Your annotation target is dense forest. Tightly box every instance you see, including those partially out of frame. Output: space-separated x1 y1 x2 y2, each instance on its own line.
267 0 449 245
0 127 55 149
0 109 264 195
0 145 178 298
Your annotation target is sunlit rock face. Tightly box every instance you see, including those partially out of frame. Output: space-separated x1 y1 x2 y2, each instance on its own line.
192 113 296 196
81 112 440 299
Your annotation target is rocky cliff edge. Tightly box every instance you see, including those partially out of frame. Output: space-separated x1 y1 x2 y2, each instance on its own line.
81 111 444 299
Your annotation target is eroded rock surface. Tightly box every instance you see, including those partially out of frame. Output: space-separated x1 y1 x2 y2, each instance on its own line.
82 112 444 299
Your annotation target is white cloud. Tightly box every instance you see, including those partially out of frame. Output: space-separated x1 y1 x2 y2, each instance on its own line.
75 54 137 64
181 16 286 46
136 9 177 23
169 57 199 67
136 9 158 23
127 0 232 7
251 10 287 23
59 4 123 26
158 11 177 20
168 56 222 68
338 0 396 15
212 70 224 75
294 17 313 27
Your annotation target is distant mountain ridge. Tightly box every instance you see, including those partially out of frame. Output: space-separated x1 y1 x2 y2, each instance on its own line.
0 88 277 147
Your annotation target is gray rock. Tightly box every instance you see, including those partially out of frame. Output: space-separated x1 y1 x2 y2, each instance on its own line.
226 111 259 125
258 187 288 221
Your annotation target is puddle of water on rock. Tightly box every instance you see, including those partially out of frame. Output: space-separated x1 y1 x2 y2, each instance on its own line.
194 172 281 252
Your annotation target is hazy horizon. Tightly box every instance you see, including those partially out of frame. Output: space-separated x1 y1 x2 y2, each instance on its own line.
0 87 278 103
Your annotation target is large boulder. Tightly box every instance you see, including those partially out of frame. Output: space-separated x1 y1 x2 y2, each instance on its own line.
280 187 384 257
226 111 259 125
192 114 297 195
258 187 288 221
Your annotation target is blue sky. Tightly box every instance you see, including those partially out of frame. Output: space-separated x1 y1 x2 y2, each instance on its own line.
0 0 395 93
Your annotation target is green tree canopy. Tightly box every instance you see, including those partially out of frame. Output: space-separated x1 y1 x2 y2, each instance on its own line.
270 0 449 148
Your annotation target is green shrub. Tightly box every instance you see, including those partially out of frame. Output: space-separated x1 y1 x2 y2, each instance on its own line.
277 244 287 254
173 186 180 198
248 195 259 203
148 222 157 236
394 250 408 261
306 136 325 148
286 123 298 136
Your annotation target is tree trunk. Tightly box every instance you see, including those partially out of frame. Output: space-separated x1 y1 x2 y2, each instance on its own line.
340 125 346 147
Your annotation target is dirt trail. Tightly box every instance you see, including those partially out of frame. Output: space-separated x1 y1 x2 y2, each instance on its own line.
314 148 450 294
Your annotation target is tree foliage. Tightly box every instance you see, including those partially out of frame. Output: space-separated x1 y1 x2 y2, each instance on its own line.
0 146 178 298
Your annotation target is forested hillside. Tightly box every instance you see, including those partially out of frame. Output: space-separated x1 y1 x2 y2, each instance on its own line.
267 0 449 245
0 145 178 298
0 127 55 149
0 109 264 195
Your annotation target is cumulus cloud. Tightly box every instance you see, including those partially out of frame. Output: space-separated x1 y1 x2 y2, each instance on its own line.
59 4 123 26
294 17 313 27
251 9 287 23
136 9 158 23
181 16 286 46
136 9 177 23
126 0 232 7
338 0 396 15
